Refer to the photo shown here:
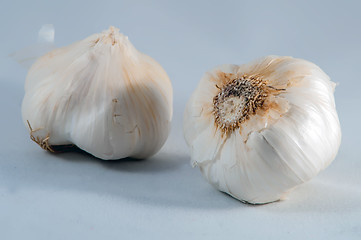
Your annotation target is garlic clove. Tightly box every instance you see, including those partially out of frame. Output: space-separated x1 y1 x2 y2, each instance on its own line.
183 56 341 204
22 27 172 160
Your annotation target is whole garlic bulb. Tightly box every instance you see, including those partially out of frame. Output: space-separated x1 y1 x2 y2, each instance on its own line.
183 56 341 204
22 27 173 160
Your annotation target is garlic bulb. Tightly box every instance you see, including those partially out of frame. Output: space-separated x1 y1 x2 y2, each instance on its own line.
183 56 341 204
22 27 172 160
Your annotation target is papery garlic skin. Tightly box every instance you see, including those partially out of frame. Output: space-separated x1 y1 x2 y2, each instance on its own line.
22 27 172 160
183 56 341 204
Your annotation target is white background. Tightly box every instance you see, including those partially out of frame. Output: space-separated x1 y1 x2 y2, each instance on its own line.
1 0 360 239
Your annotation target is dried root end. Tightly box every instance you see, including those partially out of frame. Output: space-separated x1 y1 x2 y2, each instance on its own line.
213 74 284 137
27 120 56 152
27 120 75 153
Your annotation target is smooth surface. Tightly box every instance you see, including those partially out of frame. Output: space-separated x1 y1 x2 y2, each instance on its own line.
1 0 360 239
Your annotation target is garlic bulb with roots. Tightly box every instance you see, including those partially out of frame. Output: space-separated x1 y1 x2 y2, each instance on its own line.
183 56 341 204
22 26 172 160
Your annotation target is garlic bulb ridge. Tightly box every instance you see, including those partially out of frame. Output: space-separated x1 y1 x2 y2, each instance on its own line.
22 27 173 160
183 56 341 204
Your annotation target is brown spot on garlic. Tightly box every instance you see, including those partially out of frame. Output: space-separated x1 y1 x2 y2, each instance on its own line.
213 74 284 136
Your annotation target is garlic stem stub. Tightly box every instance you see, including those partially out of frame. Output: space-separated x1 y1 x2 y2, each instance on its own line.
183 56 341 204
22 27 173 160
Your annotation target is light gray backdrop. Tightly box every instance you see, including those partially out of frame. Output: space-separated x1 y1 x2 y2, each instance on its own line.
1 0 360 239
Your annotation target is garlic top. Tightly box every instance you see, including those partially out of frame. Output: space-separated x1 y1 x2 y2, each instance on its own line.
183 56 341 204
22 27 173 160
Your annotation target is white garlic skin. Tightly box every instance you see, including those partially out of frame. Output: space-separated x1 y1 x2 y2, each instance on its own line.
22 27 172 160
183 56 341 204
